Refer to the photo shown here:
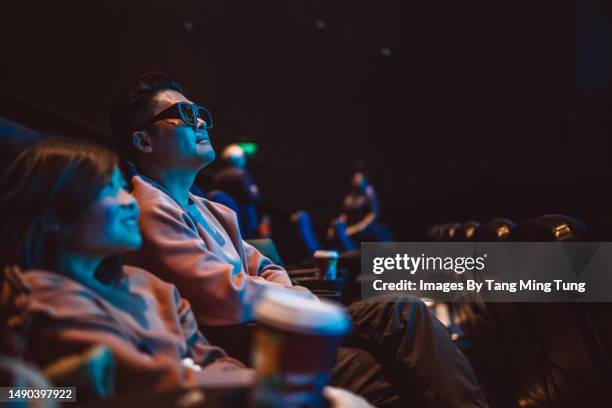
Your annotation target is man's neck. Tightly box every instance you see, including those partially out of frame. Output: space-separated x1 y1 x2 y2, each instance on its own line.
140 165 197 207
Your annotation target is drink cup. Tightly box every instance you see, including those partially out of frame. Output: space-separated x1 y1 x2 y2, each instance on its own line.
252 290 351 407
313 250 339 280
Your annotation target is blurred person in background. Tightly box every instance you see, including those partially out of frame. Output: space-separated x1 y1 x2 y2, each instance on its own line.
329 171 393 245
213 144 261 239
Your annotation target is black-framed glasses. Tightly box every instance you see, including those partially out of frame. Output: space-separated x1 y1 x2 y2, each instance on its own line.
136 102 213 131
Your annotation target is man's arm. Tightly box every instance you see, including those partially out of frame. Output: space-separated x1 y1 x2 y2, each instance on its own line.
241 242 320 300
135 198 286 325
242 240 292 286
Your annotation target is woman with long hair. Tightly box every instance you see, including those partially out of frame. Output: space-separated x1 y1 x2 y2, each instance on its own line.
0 138 248 393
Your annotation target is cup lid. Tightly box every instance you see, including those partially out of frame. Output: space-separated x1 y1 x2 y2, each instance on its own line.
255 290 351 337
314 250 339 259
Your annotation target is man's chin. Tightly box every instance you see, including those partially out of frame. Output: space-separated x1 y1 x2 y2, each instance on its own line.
198 148 216 167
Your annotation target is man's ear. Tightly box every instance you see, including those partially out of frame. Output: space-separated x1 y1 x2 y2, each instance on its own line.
132 131 154 154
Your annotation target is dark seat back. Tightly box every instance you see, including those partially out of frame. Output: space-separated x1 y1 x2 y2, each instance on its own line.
472 218 515 242
508 214 586 242
464 214 610 406
246 238 284 267
452 220 480 241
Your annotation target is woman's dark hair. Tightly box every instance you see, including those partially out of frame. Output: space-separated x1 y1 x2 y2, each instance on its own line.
0 137 122 283
109 72 184 161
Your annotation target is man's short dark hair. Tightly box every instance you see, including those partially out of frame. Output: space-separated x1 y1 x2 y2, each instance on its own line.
109 72 184 160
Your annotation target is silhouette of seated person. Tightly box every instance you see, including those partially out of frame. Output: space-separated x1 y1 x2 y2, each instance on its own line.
331 171 391 244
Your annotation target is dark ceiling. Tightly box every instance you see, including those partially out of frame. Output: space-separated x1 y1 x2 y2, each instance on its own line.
2 1 612 238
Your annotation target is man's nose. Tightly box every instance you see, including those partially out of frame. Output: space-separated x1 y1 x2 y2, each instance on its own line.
195 117 207 129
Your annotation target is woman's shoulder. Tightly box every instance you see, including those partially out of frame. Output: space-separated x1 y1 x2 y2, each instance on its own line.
18 268 84 295
4 268 108 321
7 266 179 326
121 265 181 303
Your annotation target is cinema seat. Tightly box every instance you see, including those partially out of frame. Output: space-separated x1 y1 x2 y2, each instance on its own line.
577 218 612 399
439 222 459 241
581 216 612 242
0 117 44 175
328 217 357 252
291 211 322 257
427 222 462 241
472 218 515 242
245 238 285 267
426 224 445 241
452 218 516 390
454 220 480 241
508 214 585 242
465 214 609 406
292 276 346 303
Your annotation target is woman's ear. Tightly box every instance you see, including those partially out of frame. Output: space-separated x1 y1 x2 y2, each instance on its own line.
132 131 153 154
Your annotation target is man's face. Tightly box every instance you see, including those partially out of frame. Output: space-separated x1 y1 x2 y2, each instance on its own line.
143 90 215 169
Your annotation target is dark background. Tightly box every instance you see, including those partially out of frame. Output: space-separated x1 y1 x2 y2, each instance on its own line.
2 0 612 239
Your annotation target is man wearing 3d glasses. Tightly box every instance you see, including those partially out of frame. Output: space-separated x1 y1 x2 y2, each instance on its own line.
109 73 298 327
109 73 488 408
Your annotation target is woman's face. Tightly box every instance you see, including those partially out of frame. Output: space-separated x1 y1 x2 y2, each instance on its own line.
66 168 142 257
